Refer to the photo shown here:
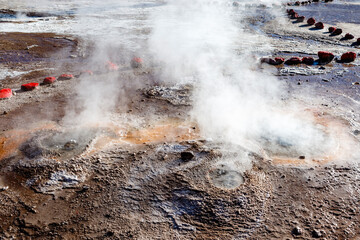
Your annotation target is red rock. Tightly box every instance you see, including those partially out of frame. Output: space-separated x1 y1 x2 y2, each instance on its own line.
131 57 143 69
21 83 39 91
274 57 285 64
340 52 357 62
81 70 93 75
297 16 305 22
106 61 119 71
332 28 342 36
344 33 354 40
328 27 336 33
318 51 334 62
58 74 74 80
307 17 315 25
43 77 56 84
287 9 295 15
261 57 284 65
0 88 12 99
315 22 324 29
302 57 314 65
291 13 299 19
285 57 302 65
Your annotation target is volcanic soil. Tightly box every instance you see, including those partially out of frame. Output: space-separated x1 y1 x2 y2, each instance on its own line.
1 3 360 240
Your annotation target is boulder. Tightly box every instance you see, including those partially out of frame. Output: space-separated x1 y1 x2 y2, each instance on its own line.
357 38 360 44
58 74 74 80
21 83 39 91
340 52 357 62
301 57 314 65
328 26 336 33
315 22 324 29
285 57 302 65
318 51 334 62
344 33 354 40
307 17 315 25
0 88 12 99
332 28 342 36
43 77 56 85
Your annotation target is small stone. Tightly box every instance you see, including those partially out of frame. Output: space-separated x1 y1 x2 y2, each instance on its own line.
285 57 302 65
328 26 336 33
21 83 39 91
301 57 314 65
296 16 305 22
181 151 194 161
292 226 302 235
299 156 305 159
318 51 334 63
312 229 322 238
0 186 9 191
315 22 324 29
344 33 354 40
340 52 356 63
307 17 315 25
332 28 342 36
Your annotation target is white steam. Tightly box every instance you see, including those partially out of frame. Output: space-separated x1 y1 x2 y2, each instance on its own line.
149 0 336 161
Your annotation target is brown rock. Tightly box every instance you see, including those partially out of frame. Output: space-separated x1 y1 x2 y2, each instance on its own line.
301 57 314 65
340 52 357 62
318 51 334 62
307 17 315 25
296 16 305 22
344 33 354 40
328 26 336 33
332 28 342 36
285 57 302 65
315 22 324 29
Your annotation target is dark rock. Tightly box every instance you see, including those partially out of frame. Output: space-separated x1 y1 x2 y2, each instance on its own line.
292 226 302 235
344 33 354 40
315 22 324 29
299 156 306 159
296 16 305 22
340 52 356 63
328 26 336 33
312 230 322 238
318 51 334 63
181 151 194 161
331 28 342 36
274 57 285 65
285 57 302 65
301 57 314 65
261 57 284 65
307 17 315 25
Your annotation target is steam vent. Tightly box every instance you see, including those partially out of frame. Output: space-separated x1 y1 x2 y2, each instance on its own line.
1 0 360 239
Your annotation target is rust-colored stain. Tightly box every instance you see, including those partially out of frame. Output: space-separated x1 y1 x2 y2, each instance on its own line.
0 122 58 161
123 122 199 144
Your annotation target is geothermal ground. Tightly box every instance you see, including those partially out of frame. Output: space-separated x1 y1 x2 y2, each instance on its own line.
1 0 360 239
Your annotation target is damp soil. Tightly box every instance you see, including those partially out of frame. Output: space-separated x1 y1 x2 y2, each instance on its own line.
1 5 360 240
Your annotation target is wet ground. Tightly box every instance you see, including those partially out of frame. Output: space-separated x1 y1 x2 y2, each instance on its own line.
1 1 360 239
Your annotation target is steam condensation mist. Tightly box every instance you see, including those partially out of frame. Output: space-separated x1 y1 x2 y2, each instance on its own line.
149 0 337 161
